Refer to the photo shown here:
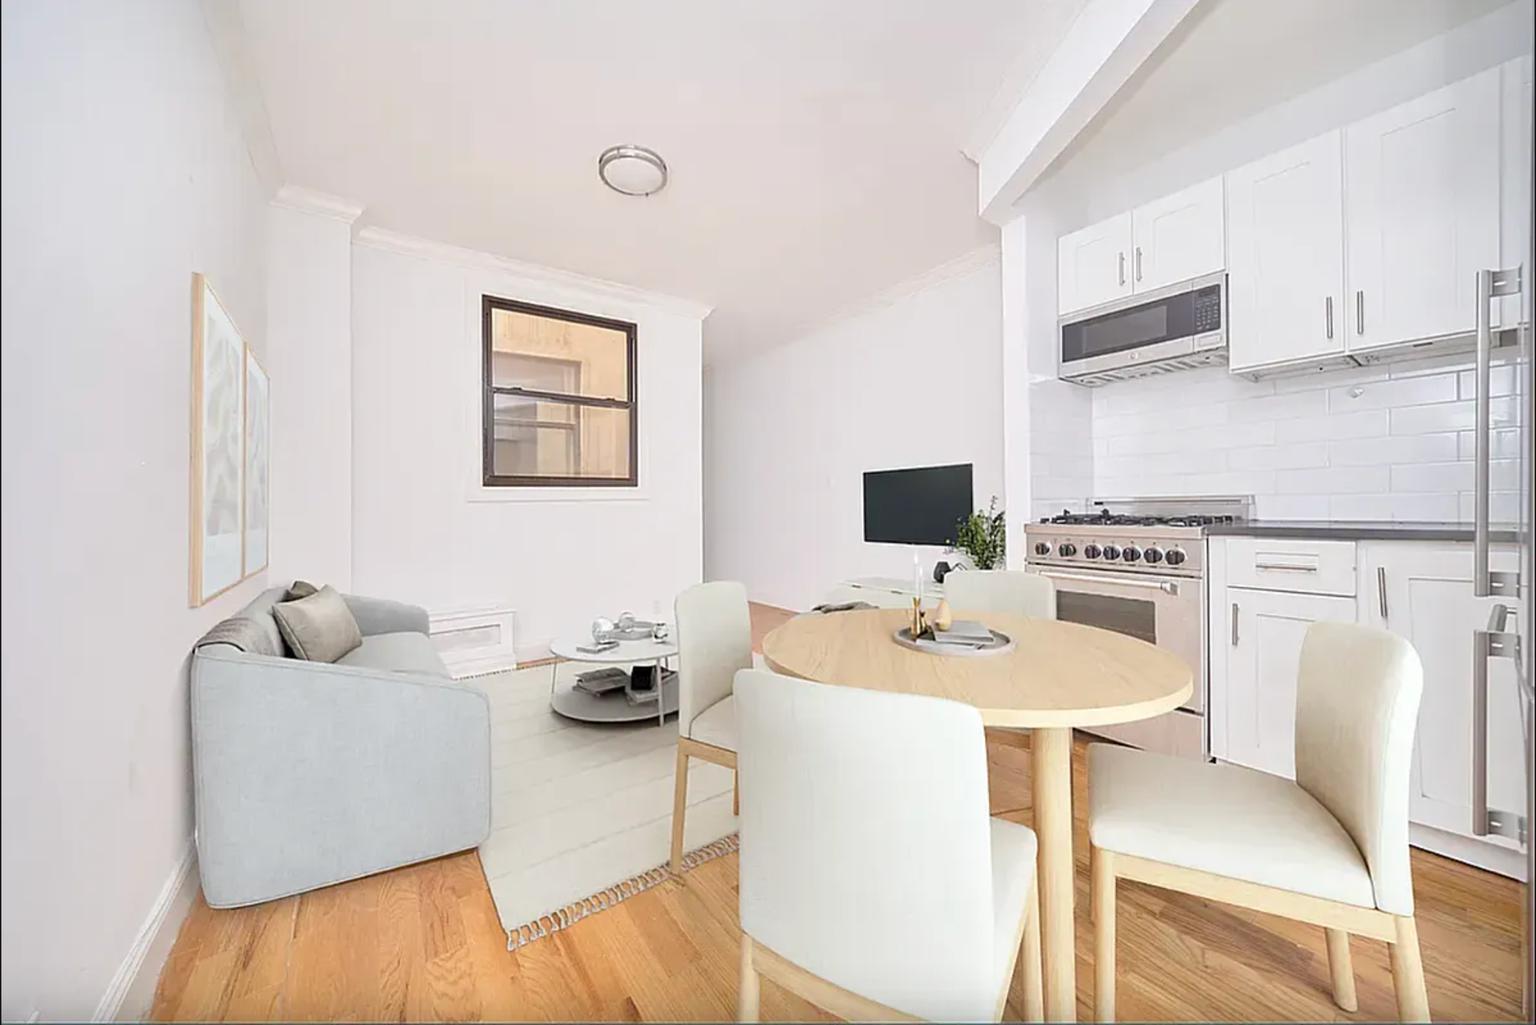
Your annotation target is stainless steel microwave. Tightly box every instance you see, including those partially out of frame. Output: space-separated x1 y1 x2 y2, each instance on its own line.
1058 271 1227 385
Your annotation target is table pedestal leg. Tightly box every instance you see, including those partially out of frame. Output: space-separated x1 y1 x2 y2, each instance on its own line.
1033 727 1077 1022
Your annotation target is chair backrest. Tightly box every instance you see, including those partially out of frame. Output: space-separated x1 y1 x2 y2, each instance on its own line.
674 580 753 737
735 669 997 1021
943 570 1056 619
1294 621 1424 915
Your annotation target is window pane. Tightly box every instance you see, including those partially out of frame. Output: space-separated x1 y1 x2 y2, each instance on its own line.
489 306 629 401
489 395 631 480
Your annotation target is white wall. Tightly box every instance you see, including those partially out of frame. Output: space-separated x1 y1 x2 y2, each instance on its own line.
0 0 271 1018
266 196 357 588
705 249 1005 610
1012 1 1533 521
349 231 706 655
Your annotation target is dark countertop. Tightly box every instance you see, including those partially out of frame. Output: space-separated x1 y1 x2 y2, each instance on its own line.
1207 520 1525 543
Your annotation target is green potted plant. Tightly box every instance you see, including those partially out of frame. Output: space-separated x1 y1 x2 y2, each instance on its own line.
952 496 1006 570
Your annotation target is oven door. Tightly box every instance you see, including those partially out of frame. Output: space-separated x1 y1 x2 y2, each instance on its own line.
1035 567 1205 713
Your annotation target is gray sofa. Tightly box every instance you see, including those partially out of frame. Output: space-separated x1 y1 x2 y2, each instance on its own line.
191 587 491 907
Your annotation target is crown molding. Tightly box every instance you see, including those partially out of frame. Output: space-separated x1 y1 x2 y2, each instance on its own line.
352 226 714 320
271 186 366 224
820 244 1001 328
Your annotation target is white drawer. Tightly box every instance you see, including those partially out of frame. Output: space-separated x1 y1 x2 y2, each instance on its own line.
1223 537 1357 596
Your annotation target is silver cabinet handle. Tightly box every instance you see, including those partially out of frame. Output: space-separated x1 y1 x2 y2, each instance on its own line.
1325 296 1334 339
1117 252 1126 287
1134 246 1143 282
1377 566 1388 620
1355 290 1364 334
1473 267 1522 597
1231 602 1239 646
1253 561 1318 573
1472 603 1522 840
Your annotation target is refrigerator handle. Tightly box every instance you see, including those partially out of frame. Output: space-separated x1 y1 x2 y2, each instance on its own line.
1472 602 1524 842
1473 267 1523 598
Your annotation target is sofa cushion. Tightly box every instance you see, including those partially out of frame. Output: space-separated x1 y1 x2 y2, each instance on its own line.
273 585 363 663
195 586 289 657
337 631 451 678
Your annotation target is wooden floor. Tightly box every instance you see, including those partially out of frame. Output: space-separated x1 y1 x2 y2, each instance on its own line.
152 602 1526 1022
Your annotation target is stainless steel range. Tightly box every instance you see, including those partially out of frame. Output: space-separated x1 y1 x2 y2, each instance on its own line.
1024 496 1253 760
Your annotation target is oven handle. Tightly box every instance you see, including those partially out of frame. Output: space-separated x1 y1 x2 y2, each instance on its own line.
1039 570 1180 595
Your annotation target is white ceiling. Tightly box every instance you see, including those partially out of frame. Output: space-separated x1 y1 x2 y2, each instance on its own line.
237 0 1087 362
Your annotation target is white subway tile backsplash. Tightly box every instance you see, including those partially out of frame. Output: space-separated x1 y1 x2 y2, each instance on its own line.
1458 492 1524 524
1327 373 1458 413
1328 433 1459 466
1276 466 1391 494
1228 443 1328 470
1457 428 1526 460
1034 352 1506 523
1275 409 1390 442
1456 364 1519 399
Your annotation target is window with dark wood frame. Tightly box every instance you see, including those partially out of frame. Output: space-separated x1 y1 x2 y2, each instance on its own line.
482 296 638 487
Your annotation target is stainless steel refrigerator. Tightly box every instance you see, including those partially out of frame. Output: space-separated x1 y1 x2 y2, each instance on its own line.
1469 121 1533 1015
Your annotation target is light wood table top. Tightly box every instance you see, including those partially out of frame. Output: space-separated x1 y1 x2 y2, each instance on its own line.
762 608 1192 729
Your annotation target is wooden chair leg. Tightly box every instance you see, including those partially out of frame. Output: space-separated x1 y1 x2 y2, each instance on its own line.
1390 915 1431 1022
733 768 740 816
670 745 690 875
1093 848 1116 1023
1325 928 1358 1012
739 933 761 1022
1021 873 1044 1022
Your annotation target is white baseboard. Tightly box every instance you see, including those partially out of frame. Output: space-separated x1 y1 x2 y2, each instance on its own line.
1410 822 1528 881
94 840 199 1022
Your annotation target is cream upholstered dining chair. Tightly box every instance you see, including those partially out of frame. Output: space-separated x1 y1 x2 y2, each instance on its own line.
734 669 1042 1023
670 580 752 874
1089 621 1428 1022
942 570 1056 618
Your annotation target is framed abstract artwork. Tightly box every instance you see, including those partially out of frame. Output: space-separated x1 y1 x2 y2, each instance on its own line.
190 273 245 606
243 347 270 577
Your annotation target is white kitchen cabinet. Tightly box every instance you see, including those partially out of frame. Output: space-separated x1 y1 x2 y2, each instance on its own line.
1225 131 1347 372
1130 177 1225 294
1217 587 1358 780
1057 213 1132 315
1358 542 1525 850
1344 68 1502 352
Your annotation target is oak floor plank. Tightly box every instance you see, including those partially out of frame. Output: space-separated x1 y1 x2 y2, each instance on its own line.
152 603 1527 1023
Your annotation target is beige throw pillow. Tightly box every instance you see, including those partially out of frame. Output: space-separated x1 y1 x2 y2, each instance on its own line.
272 585 363 663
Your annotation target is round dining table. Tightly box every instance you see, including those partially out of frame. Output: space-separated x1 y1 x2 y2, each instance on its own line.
761 607 1193 1023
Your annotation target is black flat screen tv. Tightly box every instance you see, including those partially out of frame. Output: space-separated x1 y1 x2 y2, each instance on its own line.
862 463 973 545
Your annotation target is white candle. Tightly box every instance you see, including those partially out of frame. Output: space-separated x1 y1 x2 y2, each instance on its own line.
913 551 922 601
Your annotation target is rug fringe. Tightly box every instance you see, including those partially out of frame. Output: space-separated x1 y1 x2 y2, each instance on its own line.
504 833 740 952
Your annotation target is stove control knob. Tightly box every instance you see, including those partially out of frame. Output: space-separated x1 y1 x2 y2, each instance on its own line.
1122 545 1142 563
1057 543 1077 558
1083 544 1102 560
1164 548 1187 567
1033 541 1052 557
1102 544 1122 561
1143 546 1163 564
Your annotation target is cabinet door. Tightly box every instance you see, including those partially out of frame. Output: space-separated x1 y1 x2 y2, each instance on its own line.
1131 176 1225 293
1344 68 1501 351
1057 213 1132 315
1359 542 1524 846
1222 588 1357 779
1226 131 1346 371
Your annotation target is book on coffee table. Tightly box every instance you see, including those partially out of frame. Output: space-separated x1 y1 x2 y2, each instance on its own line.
574 667 629 695
931 620 994 647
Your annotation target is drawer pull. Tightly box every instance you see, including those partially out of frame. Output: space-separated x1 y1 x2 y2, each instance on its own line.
1253 561 1319 573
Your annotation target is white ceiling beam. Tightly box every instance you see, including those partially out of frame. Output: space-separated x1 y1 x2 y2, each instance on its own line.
975 0 1200 224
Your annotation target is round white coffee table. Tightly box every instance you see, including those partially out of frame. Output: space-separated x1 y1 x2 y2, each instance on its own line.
548 636 680 727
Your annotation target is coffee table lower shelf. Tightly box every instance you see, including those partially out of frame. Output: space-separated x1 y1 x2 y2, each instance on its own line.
549 672 678 725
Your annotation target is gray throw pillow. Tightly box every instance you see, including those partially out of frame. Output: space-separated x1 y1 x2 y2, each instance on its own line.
285 579 320 601
271 585 363 663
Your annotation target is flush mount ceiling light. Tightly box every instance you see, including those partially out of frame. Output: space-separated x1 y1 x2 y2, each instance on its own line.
598 145 668 197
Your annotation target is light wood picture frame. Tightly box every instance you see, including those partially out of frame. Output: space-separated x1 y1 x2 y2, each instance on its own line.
242 346 270 578
189 273 245 606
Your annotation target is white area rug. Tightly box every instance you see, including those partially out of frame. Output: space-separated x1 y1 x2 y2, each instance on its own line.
474 663 737 949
